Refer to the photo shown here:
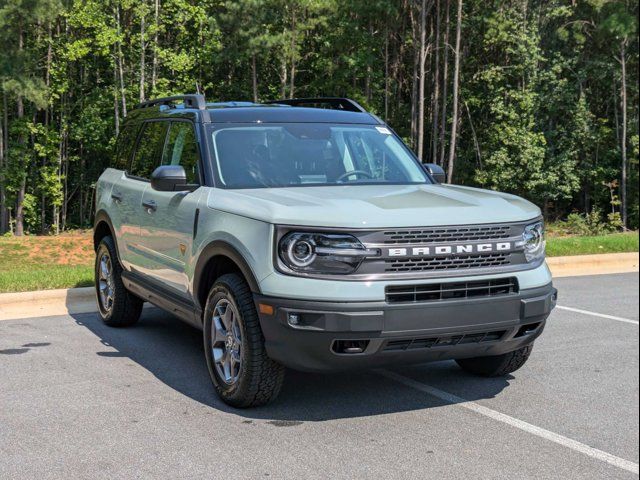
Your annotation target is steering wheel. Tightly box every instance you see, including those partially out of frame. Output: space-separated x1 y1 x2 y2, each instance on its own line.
336 170 373 182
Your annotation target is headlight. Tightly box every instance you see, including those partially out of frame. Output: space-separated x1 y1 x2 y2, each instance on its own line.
520 221 545 262
278 232 378 274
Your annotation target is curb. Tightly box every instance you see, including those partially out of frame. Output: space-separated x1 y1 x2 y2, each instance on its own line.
0 287 96 322
547 252 639 278
0 252 637 321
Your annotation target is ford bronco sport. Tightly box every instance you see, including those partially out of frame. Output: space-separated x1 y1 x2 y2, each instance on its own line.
94 95 557 407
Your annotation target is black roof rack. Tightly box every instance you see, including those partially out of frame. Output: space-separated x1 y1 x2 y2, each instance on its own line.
263 97 368 113
137 94 206 110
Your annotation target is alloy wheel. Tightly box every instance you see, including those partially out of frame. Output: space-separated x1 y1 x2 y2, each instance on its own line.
98 252 115 313
211 298 243 385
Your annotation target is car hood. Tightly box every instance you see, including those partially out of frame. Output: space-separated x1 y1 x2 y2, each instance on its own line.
207 184 541 228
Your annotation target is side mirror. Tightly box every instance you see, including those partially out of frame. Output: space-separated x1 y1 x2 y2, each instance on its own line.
423 163 446 184
150 165 198 192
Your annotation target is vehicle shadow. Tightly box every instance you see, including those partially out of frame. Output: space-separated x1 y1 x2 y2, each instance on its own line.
71 308 512 422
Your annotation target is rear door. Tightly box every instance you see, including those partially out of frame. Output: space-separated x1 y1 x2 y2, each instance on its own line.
137 120 204 297
107 124 146 271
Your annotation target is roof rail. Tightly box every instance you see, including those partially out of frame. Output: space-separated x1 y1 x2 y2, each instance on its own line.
263 97 368 113
137 94 206 110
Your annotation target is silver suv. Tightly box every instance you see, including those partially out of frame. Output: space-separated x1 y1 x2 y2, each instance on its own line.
93 95 557 407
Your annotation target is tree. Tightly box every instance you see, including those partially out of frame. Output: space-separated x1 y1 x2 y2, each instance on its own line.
0 0 637 235
446 0 462 181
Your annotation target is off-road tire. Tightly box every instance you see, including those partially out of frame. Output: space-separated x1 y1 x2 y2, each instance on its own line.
203 273 285 408
455 345 533 377
95 236 143 327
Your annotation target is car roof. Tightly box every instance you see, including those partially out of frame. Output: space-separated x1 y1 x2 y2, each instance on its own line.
204 105 380 124
125 98 383 125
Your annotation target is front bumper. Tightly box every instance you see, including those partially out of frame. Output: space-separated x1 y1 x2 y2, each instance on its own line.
254 283 557 372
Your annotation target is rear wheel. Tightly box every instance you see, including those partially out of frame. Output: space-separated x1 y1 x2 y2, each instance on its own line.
95 236 143 327
203 273 285 408
455 345 533 377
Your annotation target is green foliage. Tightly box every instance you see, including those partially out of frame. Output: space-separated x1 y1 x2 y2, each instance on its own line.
0 0 638 235
564 208 622 236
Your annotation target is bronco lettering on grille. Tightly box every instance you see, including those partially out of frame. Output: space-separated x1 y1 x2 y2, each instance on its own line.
386 242 513 257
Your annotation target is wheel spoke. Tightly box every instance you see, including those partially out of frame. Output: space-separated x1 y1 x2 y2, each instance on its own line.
222 352 232 381
212 347 224 363
221 304 233 330
212 316 226 343
100 259 109 279
211 298 243 385
232 320 241 343
229 353 237 378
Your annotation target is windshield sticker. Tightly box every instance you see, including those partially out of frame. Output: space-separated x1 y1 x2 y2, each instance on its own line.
375 126 391 135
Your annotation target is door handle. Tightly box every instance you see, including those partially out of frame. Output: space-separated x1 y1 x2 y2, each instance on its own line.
111 192 123 202
142 199 157 212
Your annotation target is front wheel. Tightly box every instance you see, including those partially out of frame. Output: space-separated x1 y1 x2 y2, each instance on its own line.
455 345 533 377
203 273 285 408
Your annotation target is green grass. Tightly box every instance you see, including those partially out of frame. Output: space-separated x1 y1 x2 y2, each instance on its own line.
0 232 94 293
546 232 639 257
0 264 94 293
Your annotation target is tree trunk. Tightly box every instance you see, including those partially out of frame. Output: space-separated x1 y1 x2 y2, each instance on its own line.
619 39 628 228
15 23 25 236
139 12 146 103
61 128 68 232
42 21 53 234
410 5 419 149
384 30 389 120
116 5 128 117
289 11 297 99
279 57 287 99
430 0 441 163
151 0 160 94
417 0 427 161
251 54 258 102
438 0 450 166
446 0 462 182
114 46 120 135
0 92 6 234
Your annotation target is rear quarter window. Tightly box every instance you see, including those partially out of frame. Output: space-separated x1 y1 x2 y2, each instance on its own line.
112 125 140 171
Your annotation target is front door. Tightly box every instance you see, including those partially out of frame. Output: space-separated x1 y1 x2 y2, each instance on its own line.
137 120 203 298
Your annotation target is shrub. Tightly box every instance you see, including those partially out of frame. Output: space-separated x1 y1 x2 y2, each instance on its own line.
564 209 621 236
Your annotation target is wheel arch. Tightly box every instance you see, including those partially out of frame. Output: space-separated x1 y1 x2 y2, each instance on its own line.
93 210 122 263
193 241 261 311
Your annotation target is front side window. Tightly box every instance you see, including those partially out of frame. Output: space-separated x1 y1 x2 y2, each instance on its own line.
162 122 200 184
208 124 430 189
130 121 168 179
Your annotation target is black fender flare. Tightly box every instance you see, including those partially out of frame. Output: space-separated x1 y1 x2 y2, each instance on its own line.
93 210 122 263
193 241 262 306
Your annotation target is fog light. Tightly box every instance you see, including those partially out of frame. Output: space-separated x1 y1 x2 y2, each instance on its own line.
288 313 300 326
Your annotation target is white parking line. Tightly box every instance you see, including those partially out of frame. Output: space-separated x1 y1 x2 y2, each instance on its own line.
378 369 640 475
556 305 639 326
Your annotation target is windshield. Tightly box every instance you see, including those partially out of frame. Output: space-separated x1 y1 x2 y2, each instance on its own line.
208 124 430 189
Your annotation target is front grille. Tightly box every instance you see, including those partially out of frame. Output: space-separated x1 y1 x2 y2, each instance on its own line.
381 225 512 245
384 253 511 273
385 277 518 304
383 330 507 351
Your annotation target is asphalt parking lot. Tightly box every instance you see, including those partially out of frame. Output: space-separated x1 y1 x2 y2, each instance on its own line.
1 272 638 480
